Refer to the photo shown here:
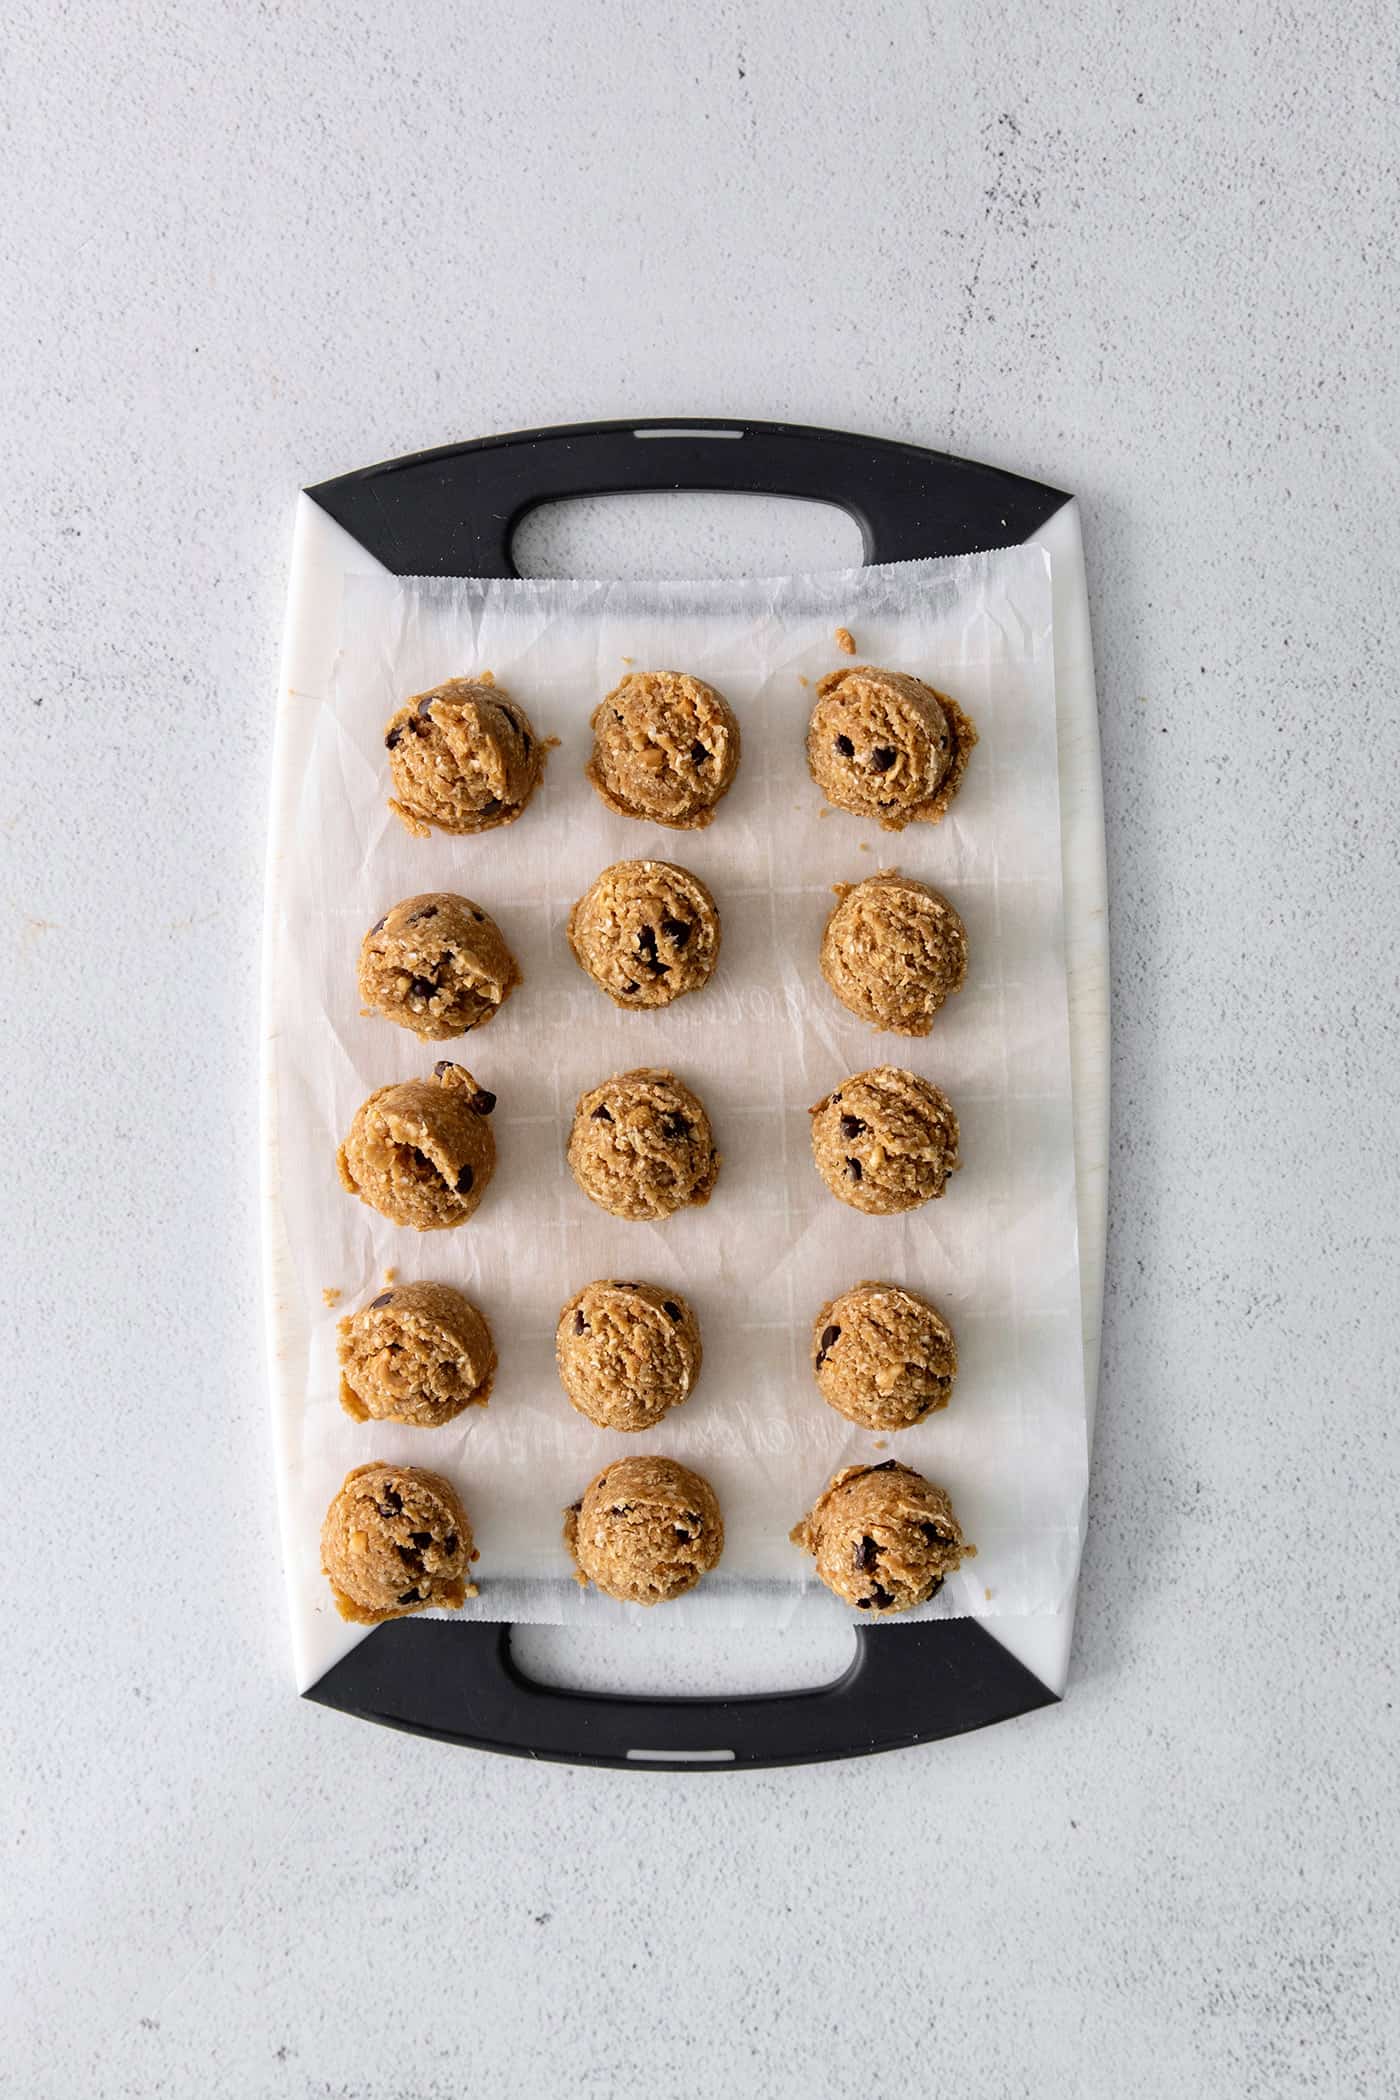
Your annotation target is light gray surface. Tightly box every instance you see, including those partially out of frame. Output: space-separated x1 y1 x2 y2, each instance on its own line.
2 1 1397 2094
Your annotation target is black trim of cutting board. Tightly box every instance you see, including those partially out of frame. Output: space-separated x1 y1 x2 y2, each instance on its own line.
306 416 1067 576
306 1617 1058 1771
299 416 1070 1769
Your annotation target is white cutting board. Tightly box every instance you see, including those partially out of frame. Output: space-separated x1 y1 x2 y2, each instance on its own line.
261 490 1108 1698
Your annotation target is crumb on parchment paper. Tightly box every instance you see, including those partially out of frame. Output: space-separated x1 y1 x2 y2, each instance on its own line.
872 1437 888 1450
858 839 871 852
835 626 856 654
322 1287 342 1308
818 805 832 820
984 1587 993 1602
622 655 634 664
382 1266 398 1285
798 674 810 688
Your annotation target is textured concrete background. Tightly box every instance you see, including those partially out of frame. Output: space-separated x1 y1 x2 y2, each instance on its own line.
3 1 1398 2094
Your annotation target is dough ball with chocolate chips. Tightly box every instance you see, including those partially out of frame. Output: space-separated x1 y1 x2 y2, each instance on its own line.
820 870 968 1036
809 1065 960 1215
384 675 543 836
321 1461 478 1624
337 1061 498 1230
564 1455 723 1605
337 1281 496 1427
556 1280 701 1431
568 860 720 1010
567 1068 718 1221
790 1461 973 1615
811 1281 956 1430
358 892 519 1041
586 670 740 828
806 665 976 830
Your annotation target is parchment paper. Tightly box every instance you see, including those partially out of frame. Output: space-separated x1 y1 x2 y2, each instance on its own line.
266 549 1088 1687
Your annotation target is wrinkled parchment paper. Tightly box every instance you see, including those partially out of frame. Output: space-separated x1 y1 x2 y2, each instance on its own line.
266 550 1088 1687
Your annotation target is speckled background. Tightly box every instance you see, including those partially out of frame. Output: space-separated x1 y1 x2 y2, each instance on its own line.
3 2 1398 2094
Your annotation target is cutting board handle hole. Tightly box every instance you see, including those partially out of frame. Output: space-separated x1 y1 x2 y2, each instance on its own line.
510 490 864 584
508 1621 858 1698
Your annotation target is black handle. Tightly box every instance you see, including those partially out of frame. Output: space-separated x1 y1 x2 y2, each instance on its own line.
306 416 1067 577
305 1616 1057 1771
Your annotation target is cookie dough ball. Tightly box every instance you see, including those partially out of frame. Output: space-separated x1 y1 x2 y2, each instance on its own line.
809 1065 960 1215
567 1068 719 1221
568 860 721 1010
790 1461 973 1615
807 665 977 830
358 893 520 1041
586 670 740 829
337 1061 498 1231
556 1280 701 1432
821 870 968 1036
812 1281 956 1430
320 1462 478 1624
385 676 542 836
564 1456 723 1604
338 1281 496 1427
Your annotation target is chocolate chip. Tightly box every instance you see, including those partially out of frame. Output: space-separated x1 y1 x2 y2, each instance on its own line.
479 796 502 818
409 1145 433 1172
434 1060 461 1078
471 908 483 922
683 1512 701 1528
385 728 402 750
855 1535 879 1572
636 926 668 977
368 1291 393 1310
870 745 896 773
567 1500 583 1515
622 981 640 995
573 1310 589 1335
591 1103 613 1121
927 1574 945 1599
663 1300 681 1321
455 1163 474 1194
690 741 710 765
673 1526 692 1541
416 693 437 716
855 1596 873 1609
397 1589 421 1605
870 1460 900 1473
835 734 855 758
471 1089 497 1116
378 1488 403 1515
409 906 438 922
817 1324 841 1366
919 1522 945 1547
410 1532 431 1549
870 1582 895 1609
444 1534 458 1555
661 1112 692 1141
845 1157 863 1181
610 1504 633 1517
661 918 691 947
839 1114 866 1140
409 976 437 1002
370 915 387 934
396 1544 424 1570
